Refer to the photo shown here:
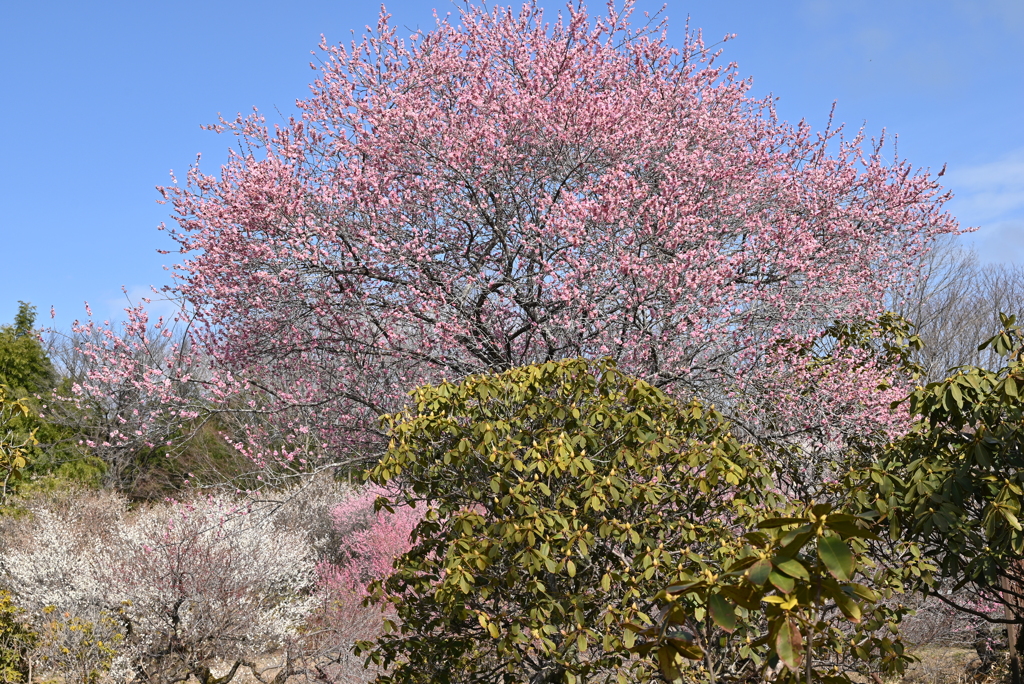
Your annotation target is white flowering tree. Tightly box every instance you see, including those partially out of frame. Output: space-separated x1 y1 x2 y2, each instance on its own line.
2 493 315 684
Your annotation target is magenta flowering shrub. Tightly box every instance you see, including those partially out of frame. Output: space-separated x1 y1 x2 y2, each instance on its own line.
299 487 421 682
329 487 423 584
315 486 422 626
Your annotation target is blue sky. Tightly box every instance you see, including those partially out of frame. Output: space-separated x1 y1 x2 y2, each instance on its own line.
1 0 1022 329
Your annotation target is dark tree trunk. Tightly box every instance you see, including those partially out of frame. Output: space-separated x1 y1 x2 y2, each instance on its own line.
1003 575 1023 684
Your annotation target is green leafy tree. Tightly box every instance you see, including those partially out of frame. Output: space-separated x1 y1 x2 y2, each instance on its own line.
359 358 776 684
0 303 89 498
0 302 55 395
856 313 1024 683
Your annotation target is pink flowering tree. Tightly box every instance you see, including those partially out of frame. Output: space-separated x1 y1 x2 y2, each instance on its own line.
304 485 422 681
72 0 958 470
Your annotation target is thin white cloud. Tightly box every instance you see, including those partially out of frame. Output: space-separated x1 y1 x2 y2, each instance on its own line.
946 148 1024 264
946 149 1024 221
963 219 1024 266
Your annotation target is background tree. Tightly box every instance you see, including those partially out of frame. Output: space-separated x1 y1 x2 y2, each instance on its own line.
891 237 1024 379
0 302 55 396
39 307 265 497
71 0 957 472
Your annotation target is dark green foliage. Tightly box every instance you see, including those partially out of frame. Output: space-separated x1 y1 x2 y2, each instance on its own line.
0 302 55 395
637 502 924 683
856 313 1024 621
0 386 38 503
357 358 933 683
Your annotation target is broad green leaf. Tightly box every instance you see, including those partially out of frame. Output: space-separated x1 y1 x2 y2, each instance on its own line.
829 588 862 623
708 594 736 633
1004 509 1022 531
672 642 704 661
811 502 833 517
720 585 761 610
725 555 759 574
847 583 879 602
769 570 795 594
757 517 807 529
657 645 684 683
773 558 809 581
745 559 772 586
779 524 815 551
775 618 803 670
825 520 881 541
817 534 855 581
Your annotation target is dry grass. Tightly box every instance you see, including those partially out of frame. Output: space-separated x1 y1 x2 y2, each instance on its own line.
894 646 1011 684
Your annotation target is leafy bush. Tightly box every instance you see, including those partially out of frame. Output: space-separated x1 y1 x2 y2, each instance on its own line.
856 313 1024 681
358 358 778 683
636 501 923 683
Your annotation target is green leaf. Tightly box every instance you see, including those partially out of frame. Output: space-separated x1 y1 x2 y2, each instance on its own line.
817 534 855 581
724 556 759 574
811 502 833 517
720 585 762 610
746 559 772 586
847 583 879 603
773 558 810 581
769 570 795 594
825 520 881 541
775 618 803 671
949 382 963 408
657 645 685 683
778 525 815 552
829 588 863 623
757 517 807 529
1004 509 1023 531
708 594 736 633
672 641 704 661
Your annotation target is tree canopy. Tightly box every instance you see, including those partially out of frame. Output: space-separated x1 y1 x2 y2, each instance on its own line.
69 0 957 469
0 302 54 396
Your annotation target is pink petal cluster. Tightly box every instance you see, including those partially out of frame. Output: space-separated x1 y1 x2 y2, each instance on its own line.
313 487 422 642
